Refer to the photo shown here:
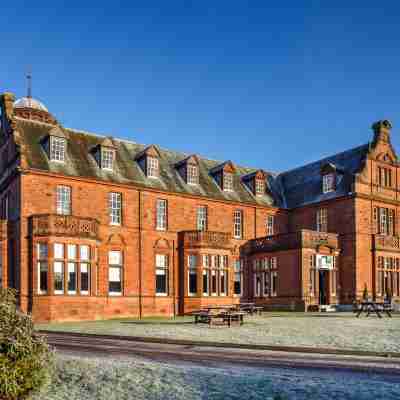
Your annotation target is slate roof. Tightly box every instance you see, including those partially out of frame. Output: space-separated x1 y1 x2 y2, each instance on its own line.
15 117 277 207
14 116 371 210
276 144 370 208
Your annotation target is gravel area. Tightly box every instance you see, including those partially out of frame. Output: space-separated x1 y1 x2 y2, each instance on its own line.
31 354 400 400
37 313 400 353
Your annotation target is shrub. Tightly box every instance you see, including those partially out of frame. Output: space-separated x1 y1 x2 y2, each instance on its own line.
0 288 54 400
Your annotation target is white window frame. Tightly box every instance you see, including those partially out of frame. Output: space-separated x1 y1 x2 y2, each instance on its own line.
266 215 274 236
37 243 48 295
56 186 71 215
233 259 242 296
108 250 123 296
255 179 265 196
50 136 66 162
109 192 122 226
188 255 197 296
197 206 207 231
316 208 328 232
202 269 209 296
233 210 243 239
187 164 198 185
101 148 115 170
147 156 159 178
220 270 227 296
80 262 90 295
223 172 233 191
322 173 335 193
156 199 167 231
67 262 77 295
155 254 168 296
54 261 64 295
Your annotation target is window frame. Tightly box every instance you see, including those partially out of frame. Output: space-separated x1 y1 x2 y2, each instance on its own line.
322 173 335 193
187 164 199 185
156 199 167 231
147 156 159 178
255 179 265 196
155 254 169 296
223 172 234 191
108 250 123 296
197 206 208 232
56 185 72 216
316 208 328 232
109 192 122 226
233 210 243 239
266 215 274 236
101 147 115 171
50 136 66 162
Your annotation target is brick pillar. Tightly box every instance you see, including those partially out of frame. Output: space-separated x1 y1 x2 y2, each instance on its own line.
0 220 8 288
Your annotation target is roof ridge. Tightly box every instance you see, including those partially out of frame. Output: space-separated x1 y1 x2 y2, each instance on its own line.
278 143 369 177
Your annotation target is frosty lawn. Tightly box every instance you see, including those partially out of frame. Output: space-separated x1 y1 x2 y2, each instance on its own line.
31 354 400 400
37 312 400 353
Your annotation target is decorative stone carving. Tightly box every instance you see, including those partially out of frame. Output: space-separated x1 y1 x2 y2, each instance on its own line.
182 230 232 249
31 214 99 239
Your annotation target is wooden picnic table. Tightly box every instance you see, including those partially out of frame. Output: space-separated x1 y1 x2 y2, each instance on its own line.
355 301 392 318
192 309 245 327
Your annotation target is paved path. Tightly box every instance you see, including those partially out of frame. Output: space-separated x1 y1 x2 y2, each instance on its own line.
43 331 400 377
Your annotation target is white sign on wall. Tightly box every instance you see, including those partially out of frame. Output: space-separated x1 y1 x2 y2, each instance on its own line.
316 255 334 270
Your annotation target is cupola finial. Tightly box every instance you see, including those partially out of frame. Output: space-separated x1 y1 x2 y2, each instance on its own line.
26 67 32 99
372 119 392 144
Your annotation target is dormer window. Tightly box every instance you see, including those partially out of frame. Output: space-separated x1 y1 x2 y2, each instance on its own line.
50 136 66 162
223 172 233 191
101 148 115 170
147 156 159 178
255 179 265 196
322 173 335 193
187 164 198 185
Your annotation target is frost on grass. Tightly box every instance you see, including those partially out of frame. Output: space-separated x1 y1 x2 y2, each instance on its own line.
31 355 400 400
38 313 400 353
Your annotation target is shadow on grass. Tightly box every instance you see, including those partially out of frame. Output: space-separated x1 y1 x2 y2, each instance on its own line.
119 320 195 326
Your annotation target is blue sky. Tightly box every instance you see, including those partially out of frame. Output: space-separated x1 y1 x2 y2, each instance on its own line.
1 1 400 172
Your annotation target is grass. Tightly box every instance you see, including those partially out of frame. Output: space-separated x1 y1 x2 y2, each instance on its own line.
31 354 400 400
37 312 400 353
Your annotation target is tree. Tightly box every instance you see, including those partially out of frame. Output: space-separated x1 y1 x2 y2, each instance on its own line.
0 288 54 400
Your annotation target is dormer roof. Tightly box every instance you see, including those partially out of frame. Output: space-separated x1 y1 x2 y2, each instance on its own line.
134 144 160 160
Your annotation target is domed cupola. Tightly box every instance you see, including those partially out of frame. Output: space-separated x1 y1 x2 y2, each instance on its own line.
13 73 58 125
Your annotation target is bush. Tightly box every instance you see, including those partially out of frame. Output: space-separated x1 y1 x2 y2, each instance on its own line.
0 288 54 400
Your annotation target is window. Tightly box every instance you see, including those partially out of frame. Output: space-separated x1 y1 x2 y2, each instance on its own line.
147 157 159 178
109 251 122 295
155 254 168 295
101 148 115 170
54 243 64 259
67 244 77 260
80 263 90 295
220 270 227 296
223 172 233 191
187 164 198 185
67 262 77 294
322 174 335 193
37 243 48 294
234 260 242 296
202 269 209 296
255 179 265 196
197 206 207 231
309 255 316 296
50 136 66 162
80 245 90 261
233 210 243 239
188 255 197 295
211 270 217 296
377 166 392 187
254 274 262 297
266 215 274 236
156 199 167 230
56 186 71 215
54 261 64 295
109 192 122 225
375 207 395 235
316 209 328 232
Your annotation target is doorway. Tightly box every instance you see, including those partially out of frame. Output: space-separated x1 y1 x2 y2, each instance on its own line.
319 270 329 305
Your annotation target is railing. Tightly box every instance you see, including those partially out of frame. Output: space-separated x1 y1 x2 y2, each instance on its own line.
182 230 232 249
31 214 99 240
374 234 400 251
246 229 339 254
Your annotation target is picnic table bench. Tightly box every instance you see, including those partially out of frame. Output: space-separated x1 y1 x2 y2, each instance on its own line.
238 303 263 316
192 309 245 327
354 301 393 318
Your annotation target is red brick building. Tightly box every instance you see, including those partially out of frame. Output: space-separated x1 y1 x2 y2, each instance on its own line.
0 91 398 321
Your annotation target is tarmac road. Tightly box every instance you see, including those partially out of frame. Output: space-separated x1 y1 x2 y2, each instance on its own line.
42 331 400 379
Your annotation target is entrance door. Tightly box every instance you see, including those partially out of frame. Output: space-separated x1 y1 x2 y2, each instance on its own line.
319 270 329 305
